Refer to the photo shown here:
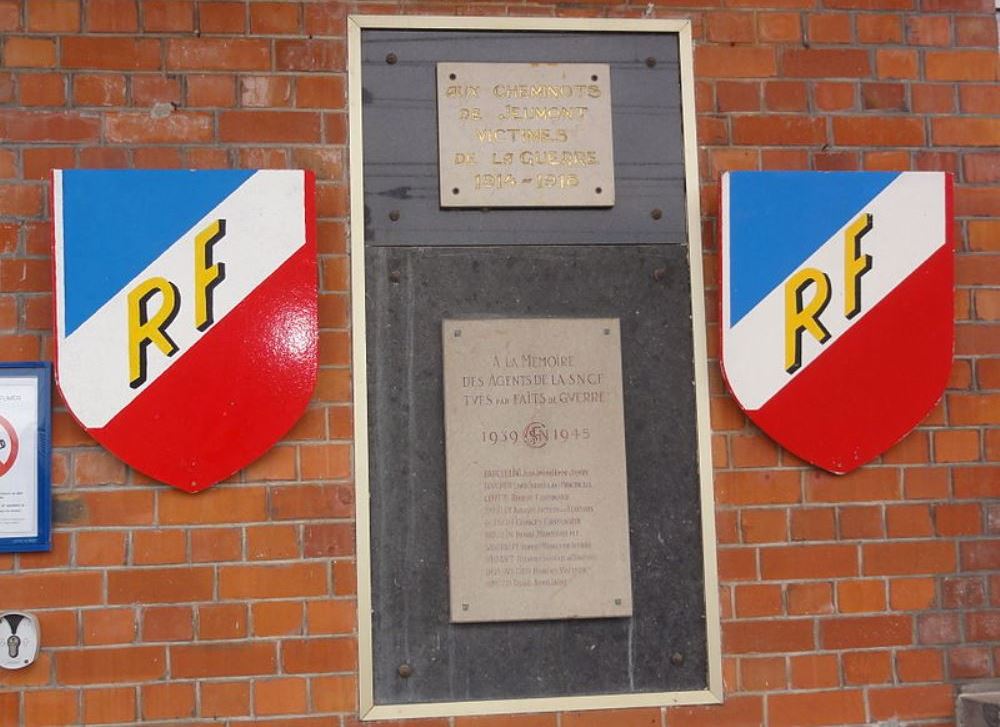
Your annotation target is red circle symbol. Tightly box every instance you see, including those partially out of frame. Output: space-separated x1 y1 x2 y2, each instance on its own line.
0 414 19 477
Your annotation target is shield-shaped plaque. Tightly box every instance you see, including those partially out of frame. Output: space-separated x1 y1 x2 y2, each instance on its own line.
721 171 953 474
53 170 317 492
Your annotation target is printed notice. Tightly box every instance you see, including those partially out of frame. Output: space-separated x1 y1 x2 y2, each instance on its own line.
437 62 615 208
0 378 39 539
443 318 632 623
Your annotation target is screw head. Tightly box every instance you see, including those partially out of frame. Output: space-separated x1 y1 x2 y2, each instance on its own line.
670 652 684 666
388 210 400 222
389 270 401 283
646 57 657 68
651 208 663 220
398 663 413 678
653 267 667 282
385 52 398 65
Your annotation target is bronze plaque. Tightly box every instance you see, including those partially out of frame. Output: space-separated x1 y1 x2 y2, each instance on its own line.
437 62 615 208
442 318 633 623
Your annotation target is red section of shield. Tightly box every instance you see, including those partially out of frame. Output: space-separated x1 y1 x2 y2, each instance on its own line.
94 235 317 492
749 242 953 474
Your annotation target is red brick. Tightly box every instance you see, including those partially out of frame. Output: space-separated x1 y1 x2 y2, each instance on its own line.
706 11 755 42
949 646 991 678
304 522 354 557
968 611 1000 640
563 710 658 727
143 0 194 31
956 15 998 46
787 582 834 615
862 82 906 111
723 619 814 653
890 577 937 610
297 75 347 108
907 15 951 45
199 1 244 33
943 577 987 608
758 12 801 42
837 579 886 613
141 605 194 642
62 37 161 70
869 685 955 721
806 469 900 503
821 615 912 648
271 484 354 520
307 599 355 635
912 83 955 113
202 681 251 718
159 486 266 524
282 637 357 673
311 674 357 713
166 38 269 70
864 541 956 575
669 696 763 727
24 690 78 726
716 471 800 505
255 677 308 716
253 600 304 637
886 504 933 537
696 47 777 78
960 85 1000 114
936 503 982 536
219 111 321 142
897 648 944 682
739 508 787 543
5 38 56 68
240 75 293 107
768 690 865 727
814 81 855 110
83 608 135 645
171 642 277 678
108 567 213 603
191 526 242 562
905 467 951 499
807 14 852 43
718 548 757 581
733 115 825 145
934 118 1000 148
783 49 870 77
219 563 327 599
87 0 138 31
843 650 892 684
72 73 127 106
789 654 839 688
104 111 213 143
764 81 808 111
187 74 236 107
276 39 345 71
199 603 247 640
57 646 166 684
876 49 919 78
83 687 136 724
918 612 961 644
250 2 300 34
834 116 925 146
735 584 784 616
0 0 19 31
857 14 903 43
927 51 998 81
27 0 79 31
142 683 195 720
0 571 101 608
761 544 857 579
246 524 299 559
962 540 1000 570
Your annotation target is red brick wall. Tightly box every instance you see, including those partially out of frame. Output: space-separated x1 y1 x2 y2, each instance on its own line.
0 1 997 725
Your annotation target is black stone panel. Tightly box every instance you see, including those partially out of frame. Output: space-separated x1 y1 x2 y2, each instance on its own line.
361 29 687 247
366 244 708 704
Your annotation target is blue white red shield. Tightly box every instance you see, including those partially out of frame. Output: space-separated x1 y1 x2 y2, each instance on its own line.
53 170 317 492
721 171 953 474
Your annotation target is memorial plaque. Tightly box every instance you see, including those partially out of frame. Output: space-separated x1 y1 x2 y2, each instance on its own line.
442 318 632 623
437 63 615 208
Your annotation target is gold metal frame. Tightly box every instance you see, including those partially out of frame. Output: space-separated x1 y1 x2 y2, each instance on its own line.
348 14 721 720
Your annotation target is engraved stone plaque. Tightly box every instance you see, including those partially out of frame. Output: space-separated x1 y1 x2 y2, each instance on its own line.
442 318 633 622
437 63 615 208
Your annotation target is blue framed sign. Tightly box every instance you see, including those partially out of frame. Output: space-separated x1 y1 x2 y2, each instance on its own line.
0 362 51 553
